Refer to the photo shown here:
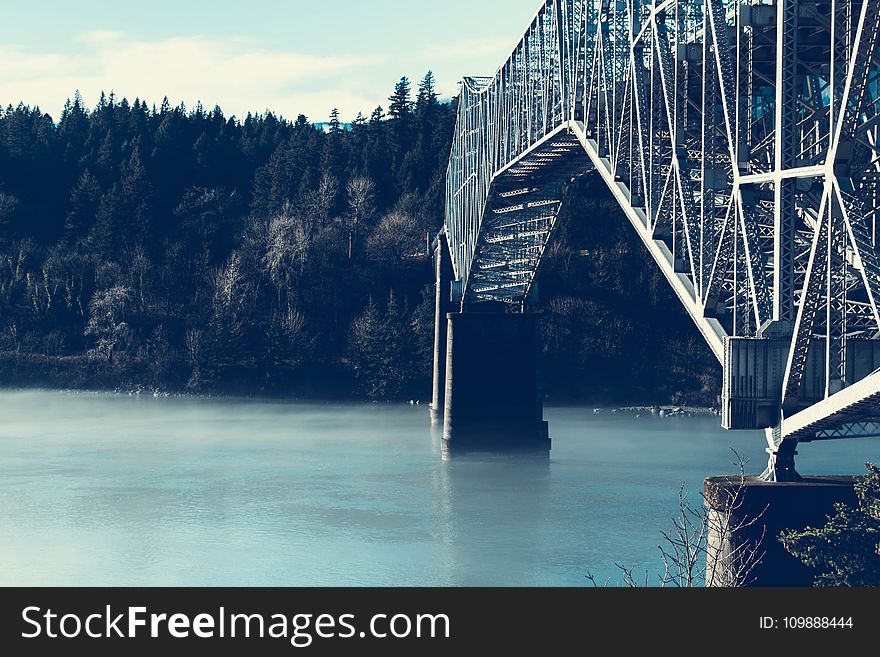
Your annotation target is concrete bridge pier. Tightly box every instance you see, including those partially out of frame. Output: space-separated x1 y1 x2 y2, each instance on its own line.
704 476 859 587
430 234 454 424
441 311 550 453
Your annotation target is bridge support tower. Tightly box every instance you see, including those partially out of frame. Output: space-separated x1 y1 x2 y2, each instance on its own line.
431 231 548 452
443 312 549 452
435 308 549 453
430 234 454 424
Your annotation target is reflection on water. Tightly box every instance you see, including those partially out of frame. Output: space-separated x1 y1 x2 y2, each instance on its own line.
0 390 878 586
435 450 551 585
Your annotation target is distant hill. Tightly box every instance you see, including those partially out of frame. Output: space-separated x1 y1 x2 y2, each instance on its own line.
314 122 353 133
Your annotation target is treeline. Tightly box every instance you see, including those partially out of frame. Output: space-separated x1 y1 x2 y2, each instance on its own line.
0 72 719 404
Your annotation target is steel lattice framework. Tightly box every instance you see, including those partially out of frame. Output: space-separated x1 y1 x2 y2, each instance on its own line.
445 0 880 479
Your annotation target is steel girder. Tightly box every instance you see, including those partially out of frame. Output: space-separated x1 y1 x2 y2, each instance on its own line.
445 0 880 475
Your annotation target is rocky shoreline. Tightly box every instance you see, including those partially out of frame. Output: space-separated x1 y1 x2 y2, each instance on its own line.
590 405 721 418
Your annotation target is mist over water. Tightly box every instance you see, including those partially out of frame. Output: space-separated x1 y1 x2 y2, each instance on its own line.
1 390 878 586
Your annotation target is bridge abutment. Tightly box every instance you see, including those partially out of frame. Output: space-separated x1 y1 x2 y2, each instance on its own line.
704 476 859 587
441 312 549 453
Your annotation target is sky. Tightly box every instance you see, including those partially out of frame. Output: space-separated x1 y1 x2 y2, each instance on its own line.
0 0 541 124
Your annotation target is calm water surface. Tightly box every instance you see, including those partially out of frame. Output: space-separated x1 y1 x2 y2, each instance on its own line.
1 389 878 586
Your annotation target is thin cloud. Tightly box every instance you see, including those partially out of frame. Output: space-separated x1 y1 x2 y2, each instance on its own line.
420 36 513 62
417 36 511 101
77 31 125 44
0 47 88 83
0 34 387 121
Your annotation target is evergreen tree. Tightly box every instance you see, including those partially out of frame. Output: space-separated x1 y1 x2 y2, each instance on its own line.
387 77 416 191
94 130 119 185
363 106 395 209
57 91 89 165
322 109 346 211
416 71 438 118
0 193 19 246
380 291 417 399
64 171 102 240
89 184 125 259
328 108 343 135
388 77 413 120
781 463 880 587
347 292 419 400
120 144 154 247
348 297 385 399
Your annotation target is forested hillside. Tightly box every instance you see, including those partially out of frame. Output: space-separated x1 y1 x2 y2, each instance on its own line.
0 72 720 405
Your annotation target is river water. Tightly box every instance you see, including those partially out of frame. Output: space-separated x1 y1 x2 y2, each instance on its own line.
1 389 878 586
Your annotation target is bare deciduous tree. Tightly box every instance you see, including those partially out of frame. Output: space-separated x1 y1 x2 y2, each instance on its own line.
184 328 206 390
345 176 376 260
85 286 132 365
367 210 422 263
43 331 66 367
125 245 152 311
212 252 247 311
262 209 311 303
266 306 311 370
304 173 339 228
587 451 766 588
0 243 31 311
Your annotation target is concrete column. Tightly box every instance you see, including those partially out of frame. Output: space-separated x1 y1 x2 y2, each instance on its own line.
430 234 454 424
704 476 859 587
443 312 550 452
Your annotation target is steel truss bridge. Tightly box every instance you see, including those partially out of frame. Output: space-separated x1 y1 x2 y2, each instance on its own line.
444 0 880 480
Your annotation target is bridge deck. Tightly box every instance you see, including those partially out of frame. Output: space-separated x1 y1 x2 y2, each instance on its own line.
783 368 880 441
